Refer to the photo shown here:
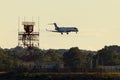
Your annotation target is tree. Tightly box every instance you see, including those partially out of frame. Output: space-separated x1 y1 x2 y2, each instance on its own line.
0 48 18 71
43 49 63 65
63 47 85 70
85 53 94 69
95 46 120 67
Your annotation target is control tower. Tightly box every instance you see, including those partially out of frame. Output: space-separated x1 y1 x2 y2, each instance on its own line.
18 21 39 49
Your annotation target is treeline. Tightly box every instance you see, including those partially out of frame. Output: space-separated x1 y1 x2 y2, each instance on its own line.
0 45 120 72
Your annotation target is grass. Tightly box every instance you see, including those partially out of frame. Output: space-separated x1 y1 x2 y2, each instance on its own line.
20 72 120 78
1 71 120 78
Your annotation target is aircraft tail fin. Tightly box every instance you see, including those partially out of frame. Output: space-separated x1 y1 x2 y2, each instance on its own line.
53 23 59 30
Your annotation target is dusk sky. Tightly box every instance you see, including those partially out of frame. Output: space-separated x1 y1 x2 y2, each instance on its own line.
0 0 120 50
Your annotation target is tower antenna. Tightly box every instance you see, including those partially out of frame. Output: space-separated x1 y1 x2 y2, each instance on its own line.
38 17 40 48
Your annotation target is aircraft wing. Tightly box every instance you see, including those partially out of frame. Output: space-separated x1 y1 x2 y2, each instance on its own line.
46 29 58 32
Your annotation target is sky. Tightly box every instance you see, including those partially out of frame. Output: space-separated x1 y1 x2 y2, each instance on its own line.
0 0 120 50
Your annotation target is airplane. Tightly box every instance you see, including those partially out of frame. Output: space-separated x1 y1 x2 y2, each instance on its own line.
47 23 78 35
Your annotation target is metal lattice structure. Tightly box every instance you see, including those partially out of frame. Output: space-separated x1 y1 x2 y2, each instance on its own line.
18 21 39 49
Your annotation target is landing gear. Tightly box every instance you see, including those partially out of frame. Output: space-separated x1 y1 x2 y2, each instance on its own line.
76 31 78 34
66 32 69 35
61 32 63 35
